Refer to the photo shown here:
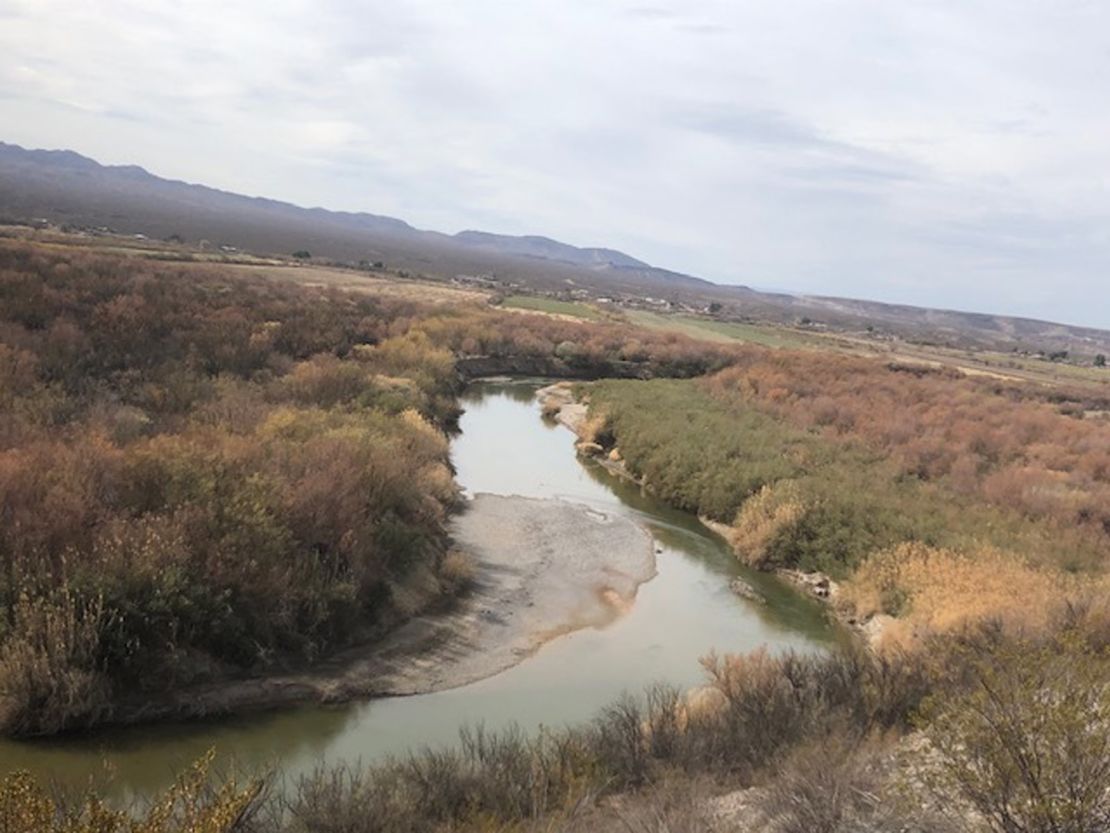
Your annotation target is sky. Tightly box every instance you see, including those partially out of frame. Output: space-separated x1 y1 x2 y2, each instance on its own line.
1 0 1109 328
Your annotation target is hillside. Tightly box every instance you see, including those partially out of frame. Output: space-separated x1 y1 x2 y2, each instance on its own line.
2 140 1108 356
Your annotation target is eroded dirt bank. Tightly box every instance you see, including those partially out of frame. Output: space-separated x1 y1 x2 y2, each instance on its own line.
112 494 656 725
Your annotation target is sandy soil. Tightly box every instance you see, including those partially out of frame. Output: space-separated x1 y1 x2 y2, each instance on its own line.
113 494 656 725
359 493 656 694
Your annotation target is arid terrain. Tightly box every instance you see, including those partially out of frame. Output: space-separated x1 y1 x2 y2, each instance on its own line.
0 197 1107 833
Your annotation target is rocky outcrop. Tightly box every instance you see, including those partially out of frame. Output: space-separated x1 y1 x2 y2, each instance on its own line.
728 577 765 604
778 568 838 601
536 382 590 435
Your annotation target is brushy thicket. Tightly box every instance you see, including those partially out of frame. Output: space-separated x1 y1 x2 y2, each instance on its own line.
0 241 754 736
0 243 466 734
585 379 1106 578
6 621 1104 832
585 366 1110 651
704 353 1110 541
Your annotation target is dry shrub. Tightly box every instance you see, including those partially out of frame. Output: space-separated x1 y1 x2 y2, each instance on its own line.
0 751 262 832
366 331 456 389
921 636 1110 833
762 735 881 833
728 480 805 567
417 461 459 509
440 549 477 591
399 407 448 449
0 589 110 735
690 647 930 776
760 733 956 833
981 464 1089 521
544 778 723 833
285 726 602 832
704 352 1110 537
578 410 609 445
842 543 1073 648
280 354 373 407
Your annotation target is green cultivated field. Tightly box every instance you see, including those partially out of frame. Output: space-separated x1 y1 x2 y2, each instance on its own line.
501 294 604 320
624 310 816 349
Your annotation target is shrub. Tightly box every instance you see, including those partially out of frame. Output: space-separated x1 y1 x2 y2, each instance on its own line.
0 752 262 832
728 480 805 567
841 543 1075 648
438 549 476 591
0 588 110 735
920 636 1110 833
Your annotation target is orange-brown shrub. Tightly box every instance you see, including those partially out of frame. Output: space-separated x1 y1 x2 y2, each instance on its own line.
703 350 1110 545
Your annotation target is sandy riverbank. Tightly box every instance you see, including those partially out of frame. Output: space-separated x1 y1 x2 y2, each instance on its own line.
112 493 656 725
364 493 657 694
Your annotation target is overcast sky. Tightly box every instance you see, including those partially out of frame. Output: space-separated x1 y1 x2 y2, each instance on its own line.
2 1 1109 328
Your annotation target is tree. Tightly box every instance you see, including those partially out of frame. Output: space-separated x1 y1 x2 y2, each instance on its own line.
292 250 312 260
1096 354 1107 368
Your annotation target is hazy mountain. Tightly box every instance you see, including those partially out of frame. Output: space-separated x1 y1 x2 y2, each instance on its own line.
0 141 692 292
1 141 1108 356
453 230 649 269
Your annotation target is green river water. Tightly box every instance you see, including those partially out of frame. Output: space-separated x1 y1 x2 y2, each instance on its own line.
0 381 839 797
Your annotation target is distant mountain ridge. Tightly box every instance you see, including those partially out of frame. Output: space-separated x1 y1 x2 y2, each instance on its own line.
1 141 1107 355
0 141 657 279
452 230 649 269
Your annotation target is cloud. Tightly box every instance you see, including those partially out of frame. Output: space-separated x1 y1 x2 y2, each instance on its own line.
1 0 1109 327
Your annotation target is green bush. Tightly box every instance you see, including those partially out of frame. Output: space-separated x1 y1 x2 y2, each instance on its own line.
585 378 1101 577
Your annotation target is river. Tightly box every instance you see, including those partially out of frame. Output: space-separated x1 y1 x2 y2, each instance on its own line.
0 381 838 797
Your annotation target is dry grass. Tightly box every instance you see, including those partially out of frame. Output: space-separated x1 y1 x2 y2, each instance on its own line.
727 480 806 567
577 411 610 445
439 549 478 591
0 751 262 832
217 261 490 306
0 589 111 735
839 543 1108 650
758 733 956 833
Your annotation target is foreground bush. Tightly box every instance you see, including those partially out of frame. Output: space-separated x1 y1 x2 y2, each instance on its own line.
276 646 930 832
5 630 1106 832
0 752 261 833
922 635 1110 833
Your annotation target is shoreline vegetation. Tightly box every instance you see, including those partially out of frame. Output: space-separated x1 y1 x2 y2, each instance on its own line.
0 238 734 736
103 494 656 726
2 237 1109 831
543 373 1109 650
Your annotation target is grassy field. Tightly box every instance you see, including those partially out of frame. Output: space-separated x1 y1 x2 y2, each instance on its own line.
628 308 1110 396
623 310 819 349
501 294 604 320
223 262 490 305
